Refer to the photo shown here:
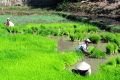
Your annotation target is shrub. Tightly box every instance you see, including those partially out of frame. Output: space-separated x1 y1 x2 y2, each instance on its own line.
89 34 101 44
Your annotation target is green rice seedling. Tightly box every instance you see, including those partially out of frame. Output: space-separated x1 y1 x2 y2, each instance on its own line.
89 47 106 58
113 43 119 53
74 33 85 41
106 57 120 67
61 29 69 36
100 32 117 43
51 29 60 36
106 58 116 66
30 27 39 34
89 34 101 44
88 46 95 53
116 57 120 64
69 33 76 41
5 27 21 34
106 43 115 55
0 33 85 80
114 39 120 47
60 52 82 67
72 24 98 33
106 43 119 55
87 26 99 32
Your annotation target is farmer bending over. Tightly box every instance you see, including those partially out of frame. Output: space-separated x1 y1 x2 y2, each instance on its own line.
76 39 91 55
4 18 14 27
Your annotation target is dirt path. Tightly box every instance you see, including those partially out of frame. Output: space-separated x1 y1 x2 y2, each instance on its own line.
57 37 120 73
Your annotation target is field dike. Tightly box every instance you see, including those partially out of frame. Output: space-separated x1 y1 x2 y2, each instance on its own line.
57 36 120 73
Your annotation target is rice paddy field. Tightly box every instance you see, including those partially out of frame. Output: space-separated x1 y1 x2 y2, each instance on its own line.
0 13 120 80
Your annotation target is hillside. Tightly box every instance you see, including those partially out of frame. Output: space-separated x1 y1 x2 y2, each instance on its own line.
57 0 120 16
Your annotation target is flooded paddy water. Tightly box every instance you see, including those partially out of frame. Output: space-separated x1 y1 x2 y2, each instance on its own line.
58 37 120 73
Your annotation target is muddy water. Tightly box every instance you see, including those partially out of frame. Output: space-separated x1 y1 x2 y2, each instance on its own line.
58 37 120 73
58 37 78 52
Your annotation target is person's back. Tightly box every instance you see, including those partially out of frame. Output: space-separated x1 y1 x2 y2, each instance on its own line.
76 42 87 52
9 21 14 27
5 18 14 27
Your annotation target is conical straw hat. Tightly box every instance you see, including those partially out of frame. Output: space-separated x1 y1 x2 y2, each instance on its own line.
75 61 91 70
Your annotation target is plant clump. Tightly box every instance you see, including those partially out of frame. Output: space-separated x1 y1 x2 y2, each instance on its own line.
88 46 106 58
89 34 101 44
101 33 117 43
106 43 119 55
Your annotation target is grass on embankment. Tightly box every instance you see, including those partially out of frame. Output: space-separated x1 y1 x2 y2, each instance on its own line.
0 33 83 80
1 33 120 80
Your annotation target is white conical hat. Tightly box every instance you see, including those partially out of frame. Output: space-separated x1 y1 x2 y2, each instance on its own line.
7 18 10 20
75 61 91 70
86 39 91 42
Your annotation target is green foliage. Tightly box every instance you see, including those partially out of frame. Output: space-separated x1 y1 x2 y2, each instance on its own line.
101 32 117 42
106 43 115 54
75 26 99 33
106 43 119 55
88 46 95 53
111 26 120 33
0 34 83 80
88 46 106 58
89 34 101 44
69 33 76 41
106 58 116 66
75 33 86 41
105 57 120 66
97 57 120 80
5 27 21 34
116 57 120 64
90 48 106 58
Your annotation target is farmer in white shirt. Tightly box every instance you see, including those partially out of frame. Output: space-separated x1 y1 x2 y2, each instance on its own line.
5 18 14 27
76 39 91 55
